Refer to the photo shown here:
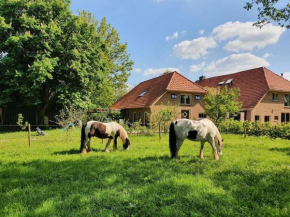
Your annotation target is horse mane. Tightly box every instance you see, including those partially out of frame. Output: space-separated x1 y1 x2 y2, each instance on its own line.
116 123 128 141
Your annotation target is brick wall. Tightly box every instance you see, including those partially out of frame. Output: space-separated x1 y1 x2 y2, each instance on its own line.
248 91 290 124
153 91 206 120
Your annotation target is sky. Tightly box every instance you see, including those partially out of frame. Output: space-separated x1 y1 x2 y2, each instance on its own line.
71 0 290 86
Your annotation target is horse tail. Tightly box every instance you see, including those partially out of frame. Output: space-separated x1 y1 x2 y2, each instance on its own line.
80 123 87 153
169 121 177 158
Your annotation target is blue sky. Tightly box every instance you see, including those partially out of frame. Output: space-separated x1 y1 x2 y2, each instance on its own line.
71 0 290 86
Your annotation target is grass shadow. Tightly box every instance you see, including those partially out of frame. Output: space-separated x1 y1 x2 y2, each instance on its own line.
269 147 290 155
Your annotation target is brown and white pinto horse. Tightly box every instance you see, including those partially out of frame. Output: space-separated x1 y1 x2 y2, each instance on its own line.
80 121 130 154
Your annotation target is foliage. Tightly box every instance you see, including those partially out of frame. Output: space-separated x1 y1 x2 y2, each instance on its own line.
88 110 123 122
0 131 290 216
203 86 242 127
91 17 134 108
150 103 179 140
244 0 290 28
16 113 28 130
219 119 290 140
0 1 133 123
54 104 87 127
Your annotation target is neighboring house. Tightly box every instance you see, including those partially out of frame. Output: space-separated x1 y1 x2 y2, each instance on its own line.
110 71 207 123
196 67 290 124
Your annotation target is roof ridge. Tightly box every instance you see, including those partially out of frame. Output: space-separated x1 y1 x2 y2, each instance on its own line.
263 66 290 83
167 71 207 92
262 67 271 90
199 67 265 80
139 71 175 84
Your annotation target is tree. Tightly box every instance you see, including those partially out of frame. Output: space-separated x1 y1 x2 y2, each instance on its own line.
0 1 132 123
91 17 134 108
203 86 242 127
150 103 179 141
244 0 290 29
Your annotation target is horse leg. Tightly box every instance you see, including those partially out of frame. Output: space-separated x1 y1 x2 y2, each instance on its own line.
87 138 92 153
80 138 88 154
199 141 205 159
209 137 219 160
175 139 184 160
104 138 112 153
113 136 118 151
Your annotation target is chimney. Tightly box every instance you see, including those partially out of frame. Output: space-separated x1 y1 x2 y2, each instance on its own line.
281 73 284 77
199 75 205 81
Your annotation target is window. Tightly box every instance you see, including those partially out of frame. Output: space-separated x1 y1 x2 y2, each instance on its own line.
180 94 191 105
139 90 147 97
255 116 260 122
171 94 177 99
272 93 278 101
284 94 290 106
218 81 225 85
195 95 201 101
199 113 206 119
281 113 290 123
264 116 270 122
274 116 279 122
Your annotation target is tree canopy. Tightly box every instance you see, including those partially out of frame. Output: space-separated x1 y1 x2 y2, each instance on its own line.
0 0 133 123
244 0 290 29
203 86 242 127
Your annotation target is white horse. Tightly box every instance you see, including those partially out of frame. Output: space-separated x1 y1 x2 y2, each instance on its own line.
80 121 130 154
169 119 223 160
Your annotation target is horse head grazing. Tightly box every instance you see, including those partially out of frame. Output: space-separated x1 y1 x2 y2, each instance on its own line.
117 123 130 150
217 138 224 156
123 138 130 150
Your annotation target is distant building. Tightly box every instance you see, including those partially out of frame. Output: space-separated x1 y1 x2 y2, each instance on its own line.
110 71 207 123
196 67 290 124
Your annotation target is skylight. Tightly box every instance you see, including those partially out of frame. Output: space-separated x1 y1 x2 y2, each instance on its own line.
139 90 147 97
225 78 233 84
218 81 225 85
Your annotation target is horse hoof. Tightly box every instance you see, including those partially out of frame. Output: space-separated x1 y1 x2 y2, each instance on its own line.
104 149 110 153
81 149 87 154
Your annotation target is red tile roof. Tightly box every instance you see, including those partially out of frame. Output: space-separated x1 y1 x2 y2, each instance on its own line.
196 67 290 110
110 71 206 109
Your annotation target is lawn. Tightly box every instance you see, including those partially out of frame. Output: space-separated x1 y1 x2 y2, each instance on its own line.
0 129 289 217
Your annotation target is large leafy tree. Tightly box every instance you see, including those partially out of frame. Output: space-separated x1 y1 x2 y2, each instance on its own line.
91 17 133 108
203 86 242 127
245 0 290 29
0 0 132 123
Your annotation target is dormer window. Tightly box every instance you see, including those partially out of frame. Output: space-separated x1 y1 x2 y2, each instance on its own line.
139 90 147 97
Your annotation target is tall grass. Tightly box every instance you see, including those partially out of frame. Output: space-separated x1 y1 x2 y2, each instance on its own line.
0 129 289 216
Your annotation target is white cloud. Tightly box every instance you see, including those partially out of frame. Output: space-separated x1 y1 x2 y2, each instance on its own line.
199 29 205 35
166 32 179 41
211 21 286 52
173 37 218 60
283 72 290 81
133 68 142 73
190 62 206 73
143 67 180 76
204 53 270 77
263 53 273 58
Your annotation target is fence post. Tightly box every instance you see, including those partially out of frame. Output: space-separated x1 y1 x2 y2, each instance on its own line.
28 124 31 147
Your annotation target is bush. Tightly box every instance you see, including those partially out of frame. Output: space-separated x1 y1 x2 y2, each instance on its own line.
220 119 290 140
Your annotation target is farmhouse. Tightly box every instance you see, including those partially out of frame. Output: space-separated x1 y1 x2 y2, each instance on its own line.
196 67 290 124
110 71 207 123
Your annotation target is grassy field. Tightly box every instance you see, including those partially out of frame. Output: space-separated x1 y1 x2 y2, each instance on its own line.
0 129 289 217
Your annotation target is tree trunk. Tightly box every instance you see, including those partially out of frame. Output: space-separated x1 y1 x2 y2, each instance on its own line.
37 103 49 125
159 122 161 141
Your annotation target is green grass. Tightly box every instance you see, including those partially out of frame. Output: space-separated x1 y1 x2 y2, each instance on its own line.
0 130 290 217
